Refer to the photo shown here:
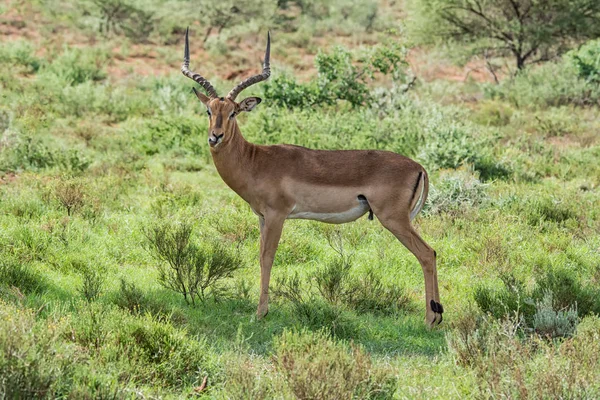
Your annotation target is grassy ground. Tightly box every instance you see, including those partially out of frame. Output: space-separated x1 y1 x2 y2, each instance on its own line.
1 0 600 398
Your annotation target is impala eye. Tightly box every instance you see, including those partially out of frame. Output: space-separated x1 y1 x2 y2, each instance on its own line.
229 112 236 119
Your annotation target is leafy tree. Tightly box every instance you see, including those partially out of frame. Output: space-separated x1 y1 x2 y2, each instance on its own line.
410 0 600 70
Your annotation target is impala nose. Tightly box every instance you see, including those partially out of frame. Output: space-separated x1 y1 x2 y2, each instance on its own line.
208 133 224 146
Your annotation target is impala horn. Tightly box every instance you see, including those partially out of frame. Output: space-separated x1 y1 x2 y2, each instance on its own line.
226 31 271 101
181 27 219 98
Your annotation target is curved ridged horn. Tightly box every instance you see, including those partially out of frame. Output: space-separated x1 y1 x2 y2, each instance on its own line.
226 31 271 101
181 27 218 98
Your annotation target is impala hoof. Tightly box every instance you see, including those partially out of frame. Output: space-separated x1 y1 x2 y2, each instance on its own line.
429 300 444 326
256 307 269 320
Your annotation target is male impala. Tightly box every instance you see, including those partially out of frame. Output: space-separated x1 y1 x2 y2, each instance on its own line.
181 28 443 326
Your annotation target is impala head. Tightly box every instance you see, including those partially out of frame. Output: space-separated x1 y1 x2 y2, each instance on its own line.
181 27 270 148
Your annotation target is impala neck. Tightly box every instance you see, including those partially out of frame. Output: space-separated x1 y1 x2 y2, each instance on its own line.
209 122 255 200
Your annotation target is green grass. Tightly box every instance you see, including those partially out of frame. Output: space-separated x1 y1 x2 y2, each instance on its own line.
1 0 599 398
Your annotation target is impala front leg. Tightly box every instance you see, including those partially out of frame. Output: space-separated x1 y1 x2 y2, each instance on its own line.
257 213 285 319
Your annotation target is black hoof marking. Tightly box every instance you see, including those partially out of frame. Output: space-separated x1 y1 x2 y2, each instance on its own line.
437 302 444 314
430 300 438 313
430 300 444 325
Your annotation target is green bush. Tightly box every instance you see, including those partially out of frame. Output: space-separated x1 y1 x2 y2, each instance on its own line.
532 291 578 338
523 196 578 225
42 47 108 85
273 329 396 399
0 135 90 172
533 269 599 317
144 221 244 305
0 260 46 295
264 43 406 109
475 268 600 327
425 168 489 216
484 59 600 108
447 313 600 398
569 39 600 84
420 119 478 170
0 40 41 73
474 273 534 321
0 302 78 398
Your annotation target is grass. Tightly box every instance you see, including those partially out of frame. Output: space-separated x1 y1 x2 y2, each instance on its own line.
1 0 599 398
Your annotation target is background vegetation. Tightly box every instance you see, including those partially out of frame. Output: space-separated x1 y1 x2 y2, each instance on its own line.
1 0 599 398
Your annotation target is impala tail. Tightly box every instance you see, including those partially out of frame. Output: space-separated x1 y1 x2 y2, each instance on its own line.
409 170 428 221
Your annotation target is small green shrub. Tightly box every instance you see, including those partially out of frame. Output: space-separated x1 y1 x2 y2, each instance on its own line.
474 273 534 321
569 39 600 84
274 329 396 400
0 40 41 73
472 101 513 127
78 267 105 303
420 120 478 170
54 178 86 216
425 168 489 216
114 279 168 317
345 268 412 315
0 136 90 172
475 268 600 328
533 269 599 317
0 302 76 398
43 47 108 85
264 43 406 109
273 273 357 338
0 260 46 295
532 291 578 338
524 197 578 225
484 59 600 108
448 312 600 398
144 221 244 305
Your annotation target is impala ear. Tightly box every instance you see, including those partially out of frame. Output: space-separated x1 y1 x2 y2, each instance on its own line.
192 88 210 104
237 97 262 112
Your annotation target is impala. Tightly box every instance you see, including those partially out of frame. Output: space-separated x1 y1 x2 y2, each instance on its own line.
181 28 444 326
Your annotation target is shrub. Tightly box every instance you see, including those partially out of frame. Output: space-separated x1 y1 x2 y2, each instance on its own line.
144 221 244 305
569 39 600 84
523 196 578 225
345 267 412 315
54 178 86 216
42 47 108 85
475 268 600 327
447 313 600 398
484 59 600 108
533 269 599 317
0 260 46 295
92 0 155 42
532 291 578 338
273 273 357 338
78 267 105 303
0 40 41 73
0 135 90 172
263 42 407 109
420 119 478 170
114 278 168 317
425 168 489 216
273 329 396 399
0 302 76 398
473 273 534 321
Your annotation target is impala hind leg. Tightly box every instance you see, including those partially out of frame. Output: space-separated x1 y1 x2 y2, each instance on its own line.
378 216 443 326
256 214 285 320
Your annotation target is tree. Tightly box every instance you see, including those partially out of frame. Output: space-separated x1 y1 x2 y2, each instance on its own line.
410 0 600 70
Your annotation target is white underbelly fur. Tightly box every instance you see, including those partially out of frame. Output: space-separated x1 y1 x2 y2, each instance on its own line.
287 202 370 224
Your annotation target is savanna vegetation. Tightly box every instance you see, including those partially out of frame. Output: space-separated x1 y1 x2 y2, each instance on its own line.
1 0 599 398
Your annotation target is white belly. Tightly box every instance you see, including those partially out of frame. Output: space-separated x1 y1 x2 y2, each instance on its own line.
287 201 370 224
